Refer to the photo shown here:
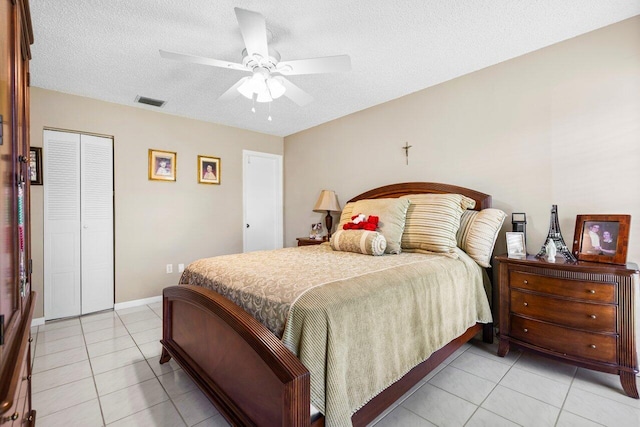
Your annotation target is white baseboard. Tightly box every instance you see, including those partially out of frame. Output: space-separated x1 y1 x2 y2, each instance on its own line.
31 295 162 328
113 295 162 311
31 317 45 327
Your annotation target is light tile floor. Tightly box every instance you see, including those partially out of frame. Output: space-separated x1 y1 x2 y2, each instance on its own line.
31 304 640 426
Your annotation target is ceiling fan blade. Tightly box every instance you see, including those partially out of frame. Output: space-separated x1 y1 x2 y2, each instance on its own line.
217 77 249 102
234 8 269 59
279 77 313 106
159 49 247 72
276 55 351 76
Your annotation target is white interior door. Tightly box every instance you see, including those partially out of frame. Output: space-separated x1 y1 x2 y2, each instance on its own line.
243 150 283 252
80 134 114 314
44 130 81 319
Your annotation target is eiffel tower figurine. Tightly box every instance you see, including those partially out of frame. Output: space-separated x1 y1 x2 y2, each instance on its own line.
536 205 577 262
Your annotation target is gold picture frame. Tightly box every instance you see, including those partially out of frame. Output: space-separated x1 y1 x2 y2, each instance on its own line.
198 155 220 185
149 149 177 181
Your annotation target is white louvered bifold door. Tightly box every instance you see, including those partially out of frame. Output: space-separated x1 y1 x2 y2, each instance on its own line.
80 134 113 314
44 130 114 319
44 130 82 319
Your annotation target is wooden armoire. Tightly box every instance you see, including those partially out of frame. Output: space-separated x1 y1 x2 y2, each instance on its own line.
0 0 36 425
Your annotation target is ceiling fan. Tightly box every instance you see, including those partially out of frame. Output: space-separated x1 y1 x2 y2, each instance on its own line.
160 7 351 107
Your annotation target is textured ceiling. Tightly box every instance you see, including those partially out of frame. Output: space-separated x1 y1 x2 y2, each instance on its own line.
29 1 640 137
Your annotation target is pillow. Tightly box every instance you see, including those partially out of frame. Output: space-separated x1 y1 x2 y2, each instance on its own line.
337 202 356 230
456 208 507 267
350 198 410 254
400 194 476 254
330 230 387 256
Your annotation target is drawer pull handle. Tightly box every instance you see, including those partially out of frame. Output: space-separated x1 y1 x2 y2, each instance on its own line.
590 314 597 319
8 412 19 421
523 280 528 284
589 290 596 294
523 302 528 307
590 344 597 349
523 328 528 333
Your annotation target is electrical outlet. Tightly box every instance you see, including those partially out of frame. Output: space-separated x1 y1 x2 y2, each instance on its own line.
178 263 185 273
166 264 173 274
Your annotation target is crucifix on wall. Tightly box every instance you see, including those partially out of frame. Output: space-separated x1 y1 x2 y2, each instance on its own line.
402 142 412 165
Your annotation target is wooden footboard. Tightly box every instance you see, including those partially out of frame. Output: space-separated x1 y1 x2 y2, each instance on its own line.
161 285 311 426
161 285 493 427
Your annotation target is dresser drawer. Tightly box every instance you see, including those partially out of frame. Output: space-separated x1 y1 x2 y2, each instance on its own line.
510 315 617 364
510 271 616 304
511 290 617 333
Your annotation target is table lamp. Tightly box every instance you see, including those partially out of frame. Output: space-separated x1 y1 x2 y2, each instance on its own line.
313 190 341 240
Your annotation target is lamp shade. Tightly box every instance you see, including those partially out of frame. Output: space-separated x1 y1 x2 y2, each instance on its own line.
313 190 341 213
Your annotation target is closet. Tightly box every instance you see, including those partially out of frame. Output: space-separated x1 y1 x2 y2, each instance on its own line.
44 130 114 319
0 0 35 425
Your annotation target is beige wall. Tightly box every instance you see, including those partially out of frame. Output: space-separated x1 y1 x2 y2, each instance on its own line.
284 17 640 265
30 88 283 318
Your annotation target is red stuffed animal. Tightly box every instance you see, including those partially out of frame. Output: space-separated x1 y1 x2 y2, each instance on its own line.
343 213 379 231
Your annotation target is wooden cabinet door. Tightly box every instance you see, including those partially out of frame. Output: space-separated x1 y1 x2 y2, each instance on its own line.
0 0 19 358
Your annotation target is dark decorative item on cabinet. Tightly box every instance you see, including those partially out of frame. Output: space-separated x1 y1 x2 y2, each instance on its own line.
536 204 577 262
511 212 527 242
496 254 639 399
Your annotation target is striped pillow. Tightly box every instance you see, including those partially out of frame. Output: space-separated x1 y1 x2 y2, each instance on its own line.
457 208 507 267
337 202 356 230
400 194 476 254
330 230 387 256
350 198 410 254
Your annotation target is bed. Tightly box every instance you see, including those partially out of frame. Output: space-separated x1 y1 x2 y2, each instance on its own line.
160 182 497 426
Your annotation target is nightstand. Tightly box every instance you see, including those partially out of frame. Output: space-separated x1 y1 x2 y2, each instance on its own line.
296 237 325 246
495 254 639 398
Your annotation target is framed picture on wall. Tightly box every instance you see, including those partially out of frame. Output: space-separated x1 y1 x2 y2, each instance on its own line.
29 147 43 185
198 155 220 185
572 214 630 265
149 149 177 181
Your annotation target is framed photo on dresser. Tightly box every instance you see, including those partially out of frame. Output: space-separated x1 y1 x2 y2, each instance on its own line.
572 214 630 265
506 232 526 258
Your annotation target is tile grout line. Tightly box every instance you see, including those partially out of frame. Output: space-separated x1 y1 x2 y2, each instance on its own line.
458 338 522 427
79 314 109 427
138 304 190 427
116 304 190 426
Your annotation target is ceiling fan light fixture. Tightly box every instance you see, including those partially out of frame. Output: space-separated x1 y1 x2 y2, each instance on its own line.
256 90 273 103
267 77 285 99
237 77 254 99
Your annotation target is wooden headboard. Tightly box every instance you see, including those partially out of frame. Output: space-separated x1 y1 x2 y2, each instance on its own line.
348 182 492 210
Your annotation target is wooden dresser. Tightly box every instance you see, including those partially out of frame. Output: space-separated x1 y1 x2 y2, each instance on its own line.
496 254 639 398
0 0 36 425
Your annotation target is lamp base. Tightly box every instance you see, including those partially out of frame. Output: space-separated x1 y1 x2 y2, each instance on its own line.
325 211 334 240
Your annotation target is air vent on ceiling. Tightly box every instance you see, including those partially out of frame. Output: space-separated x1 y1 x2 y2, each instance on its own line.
135 95 166 108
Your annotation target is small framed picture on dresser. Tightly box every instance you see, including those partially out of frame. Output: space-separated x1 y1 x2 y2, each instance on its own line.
572 214 630 265
506 232 526 258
